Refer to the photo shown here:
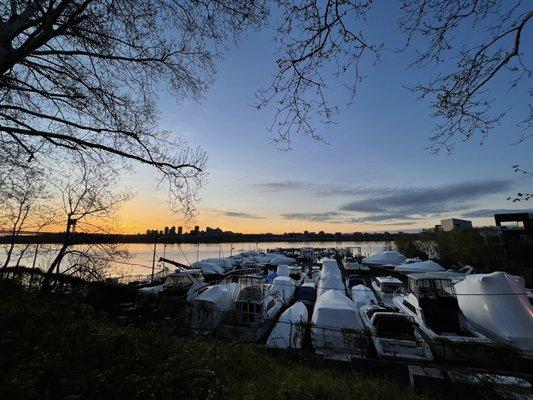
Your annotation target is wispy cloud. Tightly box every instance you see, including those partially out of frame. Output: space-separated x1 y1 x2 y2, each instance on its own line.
340 179 512 218
253 181 384 197
460 208 532 218
281 211 345 223
210 210 266 219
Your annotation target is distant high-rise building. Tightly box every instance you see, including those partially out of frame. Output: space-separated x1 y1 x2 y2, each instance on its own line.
164 226 169 236
177 226 183 235
194 225 200 234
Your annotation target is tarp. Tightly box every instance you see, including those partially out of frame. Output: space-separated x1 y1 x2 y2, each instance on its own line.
395 260 444 274
311 290 365 355
189 283 238 332
321 258 341 279
266 302 308 349
362 251 406 267
270 276 296 304
270 255 297 266
454 272 533 353
351 284 377 309
200 258 235 271
276 264 290 277
190 261 225 276
265 272 278 283
317 271 345 299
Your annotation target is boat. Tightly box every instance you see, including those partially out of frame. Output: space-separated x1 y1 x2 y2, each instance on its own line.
288 265 305 284
345 275 366 296
371 276 404 307
351 284 378 309
266 301 309 350
362 251 406 269
320 258 341 279
189 283 238 334
342 255 368 272
269 276 296 304
317 271 345 298
359 305 433 361
393 274 491 358
219 275 285 341
141 269 207 300
394 260 445 275
294 282 317 311
454 272 533 357
311 290 368 360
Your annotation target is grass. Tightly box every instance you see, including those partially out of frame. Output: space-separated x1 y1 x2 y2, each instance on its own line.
0 281 424 400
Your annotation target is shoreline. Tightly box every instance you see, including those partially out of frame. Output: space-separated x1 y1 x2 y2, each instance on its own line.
0 232 410 245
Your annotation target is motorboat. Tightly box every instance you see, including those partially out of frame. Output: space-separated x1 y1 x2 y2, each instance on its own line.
317 271 345 298
311 290 368 361
371 276 404 307
455 272 533 357
189 283 238 334
359 305 433 361
394 260 445 275
393 274 491 358
289 265 305 284
153 269 208 300
345 275 366 296
351 284 378 309
294 282 317 311
321 258 341 279
343 256 368 272
362 251 406 269
266 301 309 350
269 276 296 304
219 275 285 341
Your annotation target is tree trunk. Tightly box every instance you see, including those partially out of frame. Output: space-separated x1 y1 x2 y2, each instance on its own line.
41 217 74 291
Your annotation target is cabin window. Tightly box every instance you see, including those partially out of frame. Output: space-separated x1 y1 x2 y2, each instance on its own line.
165 275 192 291
381 283 401 294
403 300 417 315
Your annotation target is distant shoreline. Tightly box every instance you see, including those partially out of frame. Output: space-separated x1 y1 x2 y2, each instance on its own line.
0 232 410 245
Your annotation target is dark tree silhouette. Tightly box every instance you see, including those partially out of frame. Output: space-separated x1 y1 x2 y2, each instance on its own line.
0 0 267 215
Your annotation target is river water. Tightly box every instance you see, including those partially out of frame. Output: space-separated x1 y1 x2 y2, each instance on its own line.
3 241 387 280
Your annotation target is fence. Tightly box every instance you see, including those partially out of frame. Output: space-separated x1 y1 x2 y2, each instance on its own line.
2 267 532 380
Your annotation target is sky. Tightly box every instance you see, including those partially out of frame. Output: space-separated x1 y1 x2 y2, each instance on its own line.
119 2 532 234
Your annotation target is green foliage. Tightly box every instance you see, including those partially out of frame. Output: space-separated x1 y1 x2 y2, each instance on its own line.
394 235 429 260
0 284 423 400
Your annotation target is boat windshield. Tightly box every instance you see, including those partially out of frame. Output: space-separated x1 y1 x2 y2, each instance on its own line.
164 275 192 291
380 283 402 294
376 319 416 340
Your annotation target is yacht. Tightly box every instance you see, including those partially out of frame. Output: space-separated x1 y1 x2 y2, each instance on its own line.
393 274 491 358
359 305 433 361
138 269 208 301
343 256 368 272
371 276 403 307
219 275 284 341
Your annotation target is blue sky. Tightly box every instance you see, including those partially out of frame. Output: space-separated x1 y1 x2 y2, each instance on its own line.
119 2 532 233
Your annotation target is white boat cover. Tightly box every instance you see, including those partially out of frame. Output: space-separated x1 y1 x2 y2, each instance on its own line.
189 283 238 332
138 284 164 294
311 290 365 355
190 261 225 276
266 302 308 349
270 255 297 265
395 260 444 274
351 284 377 309
270 276 296 304
321 258 341 279
276 264 290 277
317 271 345 299
199 257 235 271
362 251 406 267
455 272 533 353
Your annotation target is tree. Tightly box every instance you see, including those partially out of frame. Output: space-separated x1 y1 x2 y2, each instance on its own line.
0 0 267 215
0 163 53 268
43 158 132 278
0 0 530 210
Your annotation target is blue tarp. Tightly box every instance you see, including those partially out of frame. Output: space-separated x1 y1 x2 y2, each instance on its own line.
265 272 278 282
